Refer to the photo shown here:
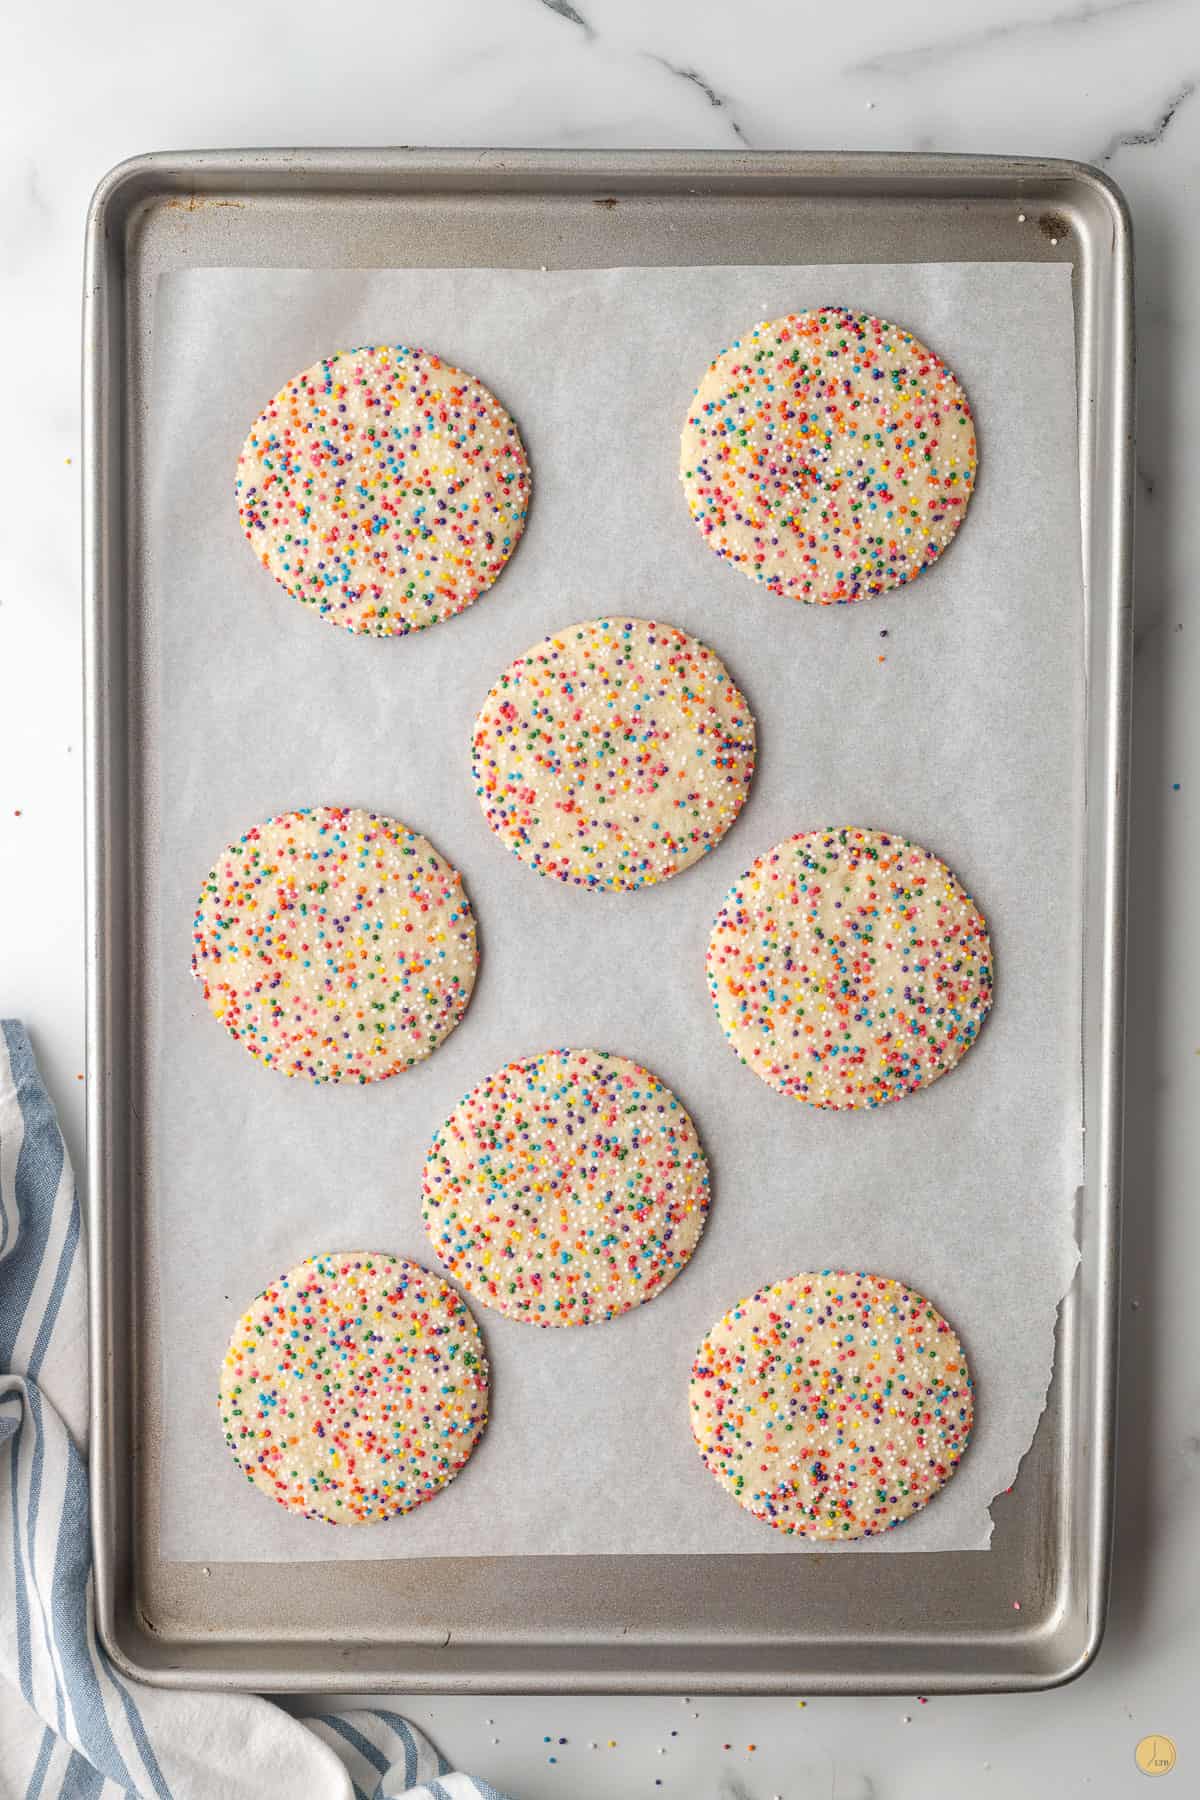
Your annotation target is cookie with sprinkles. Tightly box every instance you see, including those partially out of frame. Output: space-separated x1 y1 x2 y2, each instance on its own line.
472 617 756 891
191 806 477 1084
680 308 977 603
422 1049 710 1325
689 1270 974 1540
706 827 993 1109
219 1252 488 1524
236 345 531 635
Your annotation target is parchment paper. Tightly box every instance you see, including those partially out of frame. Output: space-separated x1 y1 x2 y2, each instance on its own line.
145 262 1083 1561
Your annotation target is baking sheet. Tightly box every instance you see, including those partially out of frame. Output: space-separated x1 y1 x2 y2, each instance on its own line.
145 261 1083 1562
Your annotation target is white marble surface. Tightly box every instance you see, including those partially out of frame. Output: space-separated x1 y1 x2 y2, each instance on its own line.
1 0 1197 1792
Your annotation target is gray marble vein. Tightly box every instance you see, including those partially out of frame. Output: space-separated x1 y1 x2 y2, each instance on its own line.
848 0 1162 76
647 54 750 146
534 0 594 38
1095 78 1197 163
26 162 49 219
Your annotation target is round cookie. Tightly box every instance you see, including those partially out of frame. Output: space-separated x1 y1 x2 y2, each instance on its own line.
422 1048 710 1325
472 617 756 891
236 345 531 635
690 1270 974 1540
191 806 477 1084
219 1252 488 1524
680 307 977 604
707 826 993 1110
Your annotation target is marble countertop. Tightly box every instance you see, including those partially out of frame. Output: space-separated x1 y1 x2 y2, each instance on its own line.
2 0 1197 1792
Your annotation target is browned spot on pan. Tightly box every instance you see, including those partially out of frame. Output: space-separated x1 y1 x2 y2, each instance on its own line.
164 195 246 211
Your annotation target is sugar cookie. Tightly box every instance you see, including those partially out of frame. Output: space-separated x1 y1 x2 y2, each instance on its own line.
423 1048 710 1324
681 308 976 603
236 345 530 634
472 617 755 890
690 1269 973 1539
219 1252 488 1524
706 826 993 1109
191 806 477 1083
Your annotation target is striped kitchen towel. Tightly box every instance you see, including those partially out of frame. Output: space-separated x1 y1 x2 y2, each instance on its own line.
0 1021 509 1800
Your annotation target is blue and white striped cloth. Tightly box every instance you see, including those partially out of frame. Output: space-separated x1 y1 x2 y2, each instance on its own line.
0 1021 509 1800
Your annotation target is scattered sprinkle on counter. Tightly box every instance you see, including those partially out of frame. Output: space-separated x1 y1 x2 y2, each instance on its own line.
423 1049 710 1325
706 825 993 1109
218 1251 488 1524
689 1270 974 1539
472 616 756 891
680 307 977 604
236 345 530 636
191 806 477 1084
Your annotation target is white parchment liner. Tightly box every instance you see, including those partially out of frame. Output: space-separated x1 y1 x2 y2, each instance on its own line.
144 263 1082 1559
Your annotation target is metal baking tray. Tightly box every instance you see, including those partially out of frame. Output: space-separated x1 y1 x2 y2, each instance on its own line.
84 149 1132 1694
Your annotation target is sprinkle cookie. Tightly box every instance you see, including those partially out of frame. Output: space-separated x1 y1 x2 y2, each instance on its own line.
690 1270 974 1539
707 827 993 1109
472 617 756 891
236 345 531 635
422 1049 710 1325
219 1252 488 1524
191 806 478 1084
680 308 977 604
